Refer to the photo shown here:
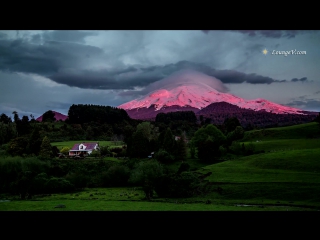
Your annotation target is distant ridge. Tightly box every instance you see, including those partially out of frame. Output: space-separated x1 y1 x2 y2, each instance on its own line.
36 111 68 122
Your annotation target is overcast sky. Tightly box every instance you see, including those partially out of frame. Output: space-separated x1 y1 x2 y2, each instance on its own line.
1 30 320 119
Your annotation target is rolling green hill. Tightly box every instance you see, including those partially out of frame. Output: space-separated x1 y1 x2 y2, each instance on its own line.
195 121 320 207
241 122 320 141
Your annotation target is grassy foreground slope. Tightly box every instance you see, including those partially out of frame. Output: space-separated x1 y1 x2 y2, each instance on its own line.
195 122 320 207
0 188 314 211
241 122 320 141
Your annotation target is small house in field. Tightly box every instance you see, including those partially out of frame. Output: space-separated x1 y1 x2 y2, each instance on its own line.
69 142 100 157
174 136 189 143
175 136 181 141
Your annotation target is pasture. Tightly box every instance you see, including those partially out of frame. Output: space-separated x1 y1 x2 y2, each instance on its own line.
1 121 320 211
194 122 320 209
51 140 125 150
0 188 314 211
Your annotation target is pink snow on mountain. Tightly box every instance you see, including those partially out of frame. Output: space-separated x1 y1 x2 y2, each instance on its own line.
36 111 68 122
118 69 305 115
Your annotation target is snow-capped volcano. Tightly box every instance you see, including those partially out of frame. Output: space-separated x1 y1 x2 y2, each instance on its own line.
117 70 304 115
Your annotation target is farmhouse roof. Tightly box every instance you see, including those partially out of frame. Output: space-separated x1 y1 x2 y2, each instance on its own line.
70 142 98 151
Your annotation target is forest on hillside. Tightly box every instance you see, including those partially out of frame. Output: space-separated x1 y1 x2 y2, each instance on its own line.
0 104 319 200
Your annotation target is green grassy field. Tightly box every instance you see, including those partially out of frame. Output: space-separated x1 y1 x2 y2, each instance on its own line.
51 141 125 150
0 188 314 211
241 139 320 152
242 122 320 141
2 121 320 211
194 122 320 209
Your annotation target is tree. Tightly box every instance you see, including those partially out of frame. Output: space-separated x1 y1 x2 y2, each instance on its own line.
154 149 174 163
162 128 175 155
42 110 56 123
0 122 6 145
7 136 29 156
174 133 188 162
85 126 94 140
39 136 53 159
60 147 70 155
226 126 245 147
20 115 31 136
197 136 216 162
127 122 158 158
0 113 12 124
128 160 163 200
100 146 111 156
12 111 22 136
136 122 158 143
27 126 42 155
0 122 16 145
189 140 196 159
52 146 60 157
90 149 101 158
128 129 150 158
223 117 241 134
12 111 19 123
192 124 226 162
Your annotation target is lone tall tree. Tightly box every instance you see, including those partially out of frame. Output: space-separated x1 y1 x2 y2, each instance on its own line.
174 133 188 162
39 136 53 159
27 126 42 155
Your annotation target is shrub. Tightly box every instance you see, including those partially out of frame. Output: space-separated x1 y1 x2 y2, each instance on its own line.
177 162 190 174
49 164 65 177
21 157 50 174
173 172 201 197
244 142 256 156
128 160 163 200
102 165 130 187
44 177 75 193
39 136 53 159
109 147 123 154
154 172 200 198
90 149 101 158
155 149 174 163
100 146 111 156
0 159 21 185
60 147 70 155
65 171 89 189
32 172 49 193
229 142 243 155
7 137 29 156
153 174 174 198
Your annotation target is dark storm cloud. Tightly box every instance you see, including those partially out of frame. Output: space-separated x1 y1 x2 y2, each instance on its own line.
0 35 307 91
287 99 320 110
0 38 104 75
202 30 307 39
136 61 285 85
49 66 164 90
291 77 308 82
0 32 7 39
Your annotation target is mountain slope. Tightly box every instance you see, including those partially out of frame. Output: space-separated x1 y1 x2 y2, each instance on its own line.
118 84 305 117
